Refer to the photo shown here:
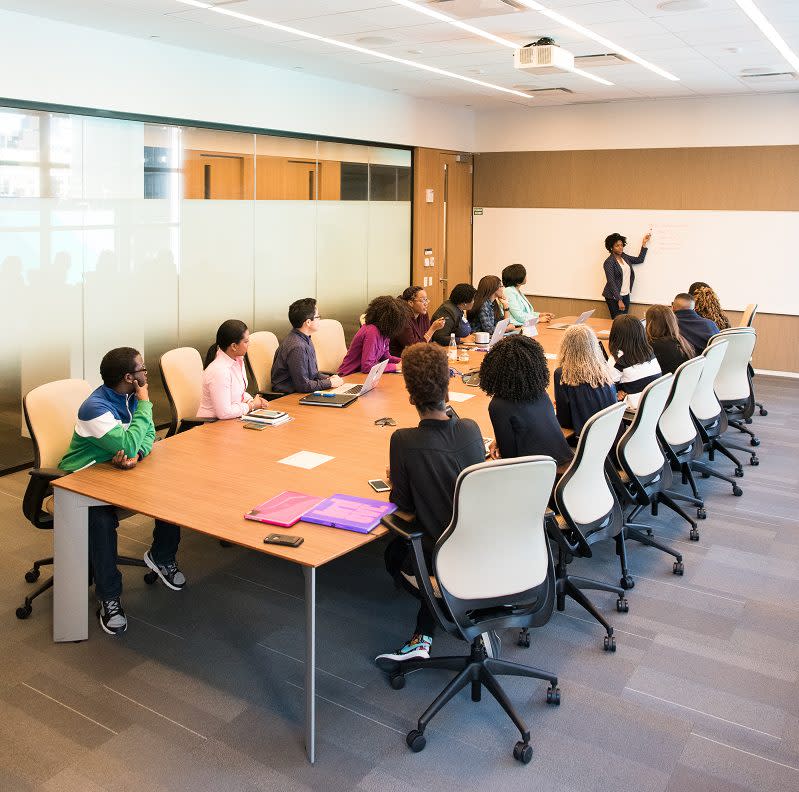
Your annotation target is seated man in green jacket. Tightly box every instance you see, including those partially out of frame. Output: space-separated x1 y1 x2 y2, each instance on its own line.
59 347 184 635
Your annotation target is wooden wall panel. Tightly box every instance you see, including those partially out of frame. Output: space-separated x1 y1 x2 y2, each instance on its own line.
474 146 799 211
527 293 798 372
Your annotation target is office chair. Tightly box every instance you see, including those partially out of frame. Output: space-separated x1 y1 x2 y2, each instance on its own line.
244 330 283 400
737 304 767 417
709 328 761 447
18 379 147 620
544 402 629 651
159 347 216 437
379 456 560 764
611 373 686 577
310 319 347 374
657 356 707 528
690 340 752 495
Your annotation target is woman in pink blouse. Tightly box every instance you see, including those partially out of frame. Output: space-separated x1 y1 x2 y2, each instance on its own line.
338 296 407 376
197 319 268 419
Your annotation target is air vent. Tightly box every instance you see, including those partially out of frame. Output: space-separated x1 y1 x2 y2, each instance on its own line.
574 53 630 68
514 86 574 96
428 0 524 19
740 71 798 83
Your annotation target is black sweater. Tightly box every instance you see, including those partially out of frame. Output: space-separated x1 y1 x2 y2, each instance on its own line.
650 337 692 375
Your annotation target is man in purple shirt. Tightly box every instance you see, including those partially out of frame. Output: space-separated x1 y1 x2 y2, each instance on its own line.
271 298 344 393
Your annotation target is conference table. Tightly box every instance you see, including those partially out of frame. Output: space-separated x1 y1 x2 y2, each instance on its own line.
51 315 612 763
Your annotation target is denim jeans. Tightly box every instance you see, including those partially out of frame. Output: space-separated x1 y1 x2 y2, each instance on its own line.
89 505 180 600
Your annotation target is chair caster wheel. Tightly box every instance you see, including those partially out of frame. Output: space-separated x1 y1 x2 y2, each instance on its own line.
696 508 706 521
673 561 684 575
759 408 768 416
690 528 700 541
750 456 759 466
620 575 635 590
16 605 32 620
406 729 426 753
750 438 760 447
24 569 40 583
616 597 629 613
733 485 743 497
744 417 753 424
513 741 533 764
517 630 531 648
734 467 744 477
143 571 158 585
700 471 711 479
546 686 561 705
389 673 405 690
603 635 616 652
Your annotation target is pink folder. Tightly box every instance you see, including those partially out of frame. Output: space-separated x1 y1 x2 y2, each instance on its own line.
301 494 397 534
244 491 324 528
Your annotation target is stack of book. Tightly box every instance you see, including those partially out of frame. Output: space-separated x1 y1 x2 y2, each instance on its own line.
242 408 292 427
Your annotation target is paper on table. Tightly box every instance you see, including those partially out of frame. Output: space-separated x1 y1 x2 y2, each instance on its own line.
545 352 557 360
278 451 335 469
448 391 474 402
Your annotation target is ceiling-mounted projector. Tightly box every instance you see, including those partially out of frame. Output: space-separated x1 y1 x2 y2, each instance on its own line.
513 37 575 74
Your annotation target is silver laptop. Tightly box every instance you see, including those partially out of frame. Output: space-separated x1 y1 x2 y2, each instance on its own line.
550 309 595 330
329 358 389 397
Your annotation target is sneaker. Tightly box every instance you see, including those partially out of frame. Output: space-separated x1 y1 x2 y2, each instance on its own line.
97 598 127 635
144 550 186 591
375 634 432 670
481 630 501 659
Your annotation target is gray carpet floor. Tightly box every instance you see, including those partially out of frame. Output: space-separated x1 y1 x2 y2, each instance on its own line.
0 376 797 791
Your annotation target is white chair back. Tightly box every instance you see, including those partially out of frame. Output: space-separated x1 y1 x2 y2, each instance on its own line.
690 341 728 422
311 319 347 373
24 379 92 468
558 402 626 526
617 374 673 478
246 330 279 393
739 303 757 328
160 347 203 425
359 313 367 327
709 328 755 402
659 357 705 447
436 457 555 601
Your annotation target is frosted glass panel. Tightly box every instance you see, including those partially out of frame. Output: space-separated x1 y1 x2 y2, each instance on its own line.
180 200 254 354
368 202 411 299
253 201 317 337
317 202 368 339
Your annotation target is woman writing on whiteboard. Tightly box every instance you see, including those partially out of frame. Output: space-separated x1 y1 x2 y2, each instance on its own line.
601 231 651 319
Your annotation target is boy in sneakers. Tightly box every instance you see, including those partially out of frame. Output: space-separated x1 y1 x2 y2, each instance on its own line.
375 343 484 667
59 347 185 635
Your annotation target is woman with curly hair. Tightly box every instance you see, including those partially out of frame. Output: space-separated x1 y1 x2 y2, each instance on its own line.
554 324 618 440
338 296 407 375
693 285 730 330
480 335 573 471
606 314 661 404
389 286 446 358
645 304 695 374
375 343 484 666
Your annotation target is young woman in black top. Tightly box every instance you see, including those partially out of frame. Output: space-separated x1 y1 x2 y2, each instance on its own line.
554 324 618 442
375 343 484 666
606 314 662 405
480 335 573 473
645 304 695 374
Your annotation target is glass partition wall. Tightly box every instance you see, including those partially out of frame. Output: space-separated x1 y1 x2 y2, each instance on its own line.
0 106 412 471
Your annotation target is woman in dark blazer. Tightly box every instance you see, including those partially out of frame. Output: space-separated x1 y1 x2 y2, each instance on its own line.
601 231 651 319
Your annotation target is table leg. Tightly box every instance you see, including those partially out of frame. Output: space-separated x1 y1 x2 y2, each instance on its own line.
53 489 97 642
303 566 316 764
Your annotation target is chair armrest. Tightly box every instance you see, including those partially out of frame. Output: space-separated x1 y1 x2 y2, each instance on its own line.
23 468 64 527
177 417 217 433
258 391 285 401
380 512 423 541
30 467 65 483
544 512 579 555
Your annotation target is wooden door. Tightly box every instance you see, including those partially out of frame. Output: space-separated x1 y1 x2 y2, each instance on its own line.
438 152 473 303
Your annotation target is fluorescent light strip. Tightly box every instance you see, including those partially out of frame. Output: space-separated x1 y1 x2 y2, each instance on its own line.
515 0 680 81
389 0 613 86
734 0 799 72
174 0 531 98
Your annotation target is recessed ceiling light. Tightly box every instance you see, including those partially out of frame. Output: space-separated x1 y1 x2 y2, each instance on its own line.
468 68 486 75
388 0 613 85
724 46 743 54
407 49 423 55
513 0 679 81
733 0 799 73
173 0 533 98
149 35 160 39
355 36 395 46
656 0 711 11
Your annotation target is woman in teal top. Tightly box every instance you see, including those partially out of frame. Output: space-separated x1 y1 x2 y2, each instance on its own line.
501 264 553 325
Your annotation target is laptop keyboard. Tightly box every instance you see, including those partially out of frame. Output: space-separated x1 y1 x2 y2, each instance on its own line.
343 384 363 395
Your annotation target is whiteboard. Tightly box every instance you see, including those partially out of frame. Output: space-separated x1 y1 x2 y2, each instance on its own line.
473 208 799 315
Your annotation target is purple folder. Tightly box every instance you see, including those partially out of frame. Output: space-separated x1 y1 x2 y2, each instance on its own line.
301 494 397 534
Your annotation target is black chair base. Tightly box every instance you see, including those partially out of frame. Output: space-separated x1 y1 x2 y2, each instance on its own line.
692 460 743 497
381 637 558 763
17 554 147 620
625 521 684 575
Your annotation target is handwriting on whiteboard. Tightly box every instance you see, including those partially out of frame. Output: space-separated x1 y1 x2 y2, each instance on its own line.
651 224 688 252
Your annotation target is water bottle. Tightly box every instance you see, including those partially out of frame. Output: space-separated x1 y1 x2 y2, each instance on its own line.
448 333 457 361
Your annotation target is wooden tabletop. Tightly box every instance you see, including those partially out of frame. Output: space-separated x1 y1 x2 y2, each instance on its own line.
53 315 611 568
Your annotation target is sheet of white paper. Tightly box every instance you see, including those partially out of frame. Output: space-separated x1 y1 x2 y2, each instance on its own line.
448 391 475 402
545 352 557 360
278 451 335 470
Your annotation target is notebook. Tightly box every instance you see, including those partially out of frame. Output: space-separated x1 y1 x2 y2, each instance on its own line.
243 409 291 426
299 392 358 408
244 491 324 528
301 494 397 534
